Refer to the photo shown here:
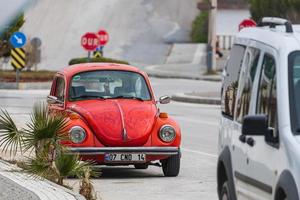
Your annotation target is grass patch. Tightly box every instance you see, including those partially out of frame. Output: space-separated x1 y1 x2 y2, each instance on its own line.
190 10 209 43
0 70 56 82
69 57 129 65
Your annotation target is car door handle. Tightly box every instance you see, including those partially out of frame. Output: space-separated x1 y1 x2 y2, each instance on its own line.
246 137 255 147
239 135 246 143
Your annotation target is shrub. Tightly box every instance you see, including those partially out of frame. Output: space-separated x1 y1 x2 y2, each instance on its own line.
69 57 129 65
190 11 209 43
250 0 300 23
0 13 25 57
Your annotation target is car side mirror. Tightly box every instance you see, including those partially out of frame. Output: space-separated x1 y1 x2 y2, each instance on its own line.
47 95 63 105
159 95 171 104
242 114 268 136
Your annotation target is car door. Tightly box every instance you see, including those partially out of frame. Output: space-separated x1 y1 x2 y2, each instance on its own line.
220 44 250 199
48 75 66 114
232 45 262 199
244 50 279 200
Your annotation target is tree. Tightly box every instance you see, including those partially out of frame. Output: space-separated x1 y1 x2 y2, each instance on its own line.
0 13 25 57
249 0 300 23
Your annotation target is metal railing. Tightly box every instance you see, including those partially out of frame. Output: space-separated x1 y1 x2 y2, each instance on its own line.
217 34 235 50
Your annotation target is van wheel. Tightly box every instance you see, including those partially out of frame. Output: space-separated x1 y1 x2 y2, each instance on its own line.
220 181 230 200
134 163 148 169
161 154 180 177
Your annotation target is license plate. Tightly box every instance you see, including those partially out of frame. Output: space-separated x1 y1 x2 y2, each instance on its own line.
104 153 146 162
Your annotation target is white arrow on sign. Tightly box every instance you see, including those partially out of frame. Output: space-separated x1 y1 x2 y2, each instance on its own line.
14 35 23 44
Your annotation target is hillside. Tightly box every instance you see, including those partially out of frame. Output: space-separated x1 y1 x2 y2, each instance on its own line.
22 0 199 70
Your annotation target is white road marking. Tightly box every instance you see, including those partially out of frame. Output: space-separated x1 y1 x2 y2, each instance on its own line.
181 147 217 158
192 44 206 64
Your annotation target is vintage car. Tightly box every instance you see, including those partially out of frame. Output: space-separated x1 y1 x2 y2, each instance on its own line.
47 63 181 176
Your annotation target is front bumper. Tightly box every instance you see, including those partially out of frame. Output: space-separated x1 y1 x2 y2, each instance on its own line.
68 146 180 156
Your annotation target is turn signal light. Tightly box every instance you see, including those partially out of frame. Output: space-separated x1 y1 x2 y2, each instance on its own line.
159 112 168 118
69 113 80 120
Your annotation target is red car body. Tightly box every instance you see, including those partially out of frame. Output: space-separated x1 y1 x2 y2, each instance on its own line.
48 63 181 176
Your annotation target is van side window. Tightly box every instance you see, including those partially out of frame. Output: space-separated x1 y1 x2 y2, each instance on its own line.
236 48 260 122
257 54 277 129
54 77 65 102
221 45 246 118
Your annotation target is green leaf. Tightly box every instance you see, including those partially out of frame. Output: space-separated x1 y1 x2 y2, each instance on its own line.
0 109 24 156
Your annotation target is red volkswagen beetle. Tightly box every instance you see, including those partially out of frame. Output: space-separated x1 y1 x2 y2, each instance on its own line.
47 63 181 176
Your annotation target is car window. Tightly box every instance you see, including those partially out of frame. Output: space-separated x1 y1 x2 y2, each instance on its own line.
236 47 260 123
288 51 300 134
54 77 65 102
221 44 246 118
69 70 151 101
256 54 277 131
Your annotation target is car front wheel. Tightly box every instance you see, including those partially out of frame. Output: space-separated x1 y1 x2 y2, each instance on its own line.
220 181 230 200
161 154 180 177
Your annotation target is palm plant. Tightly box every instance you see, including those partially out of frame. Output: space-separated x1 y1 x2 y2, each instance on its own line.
0 109 24 156
0 102 99 198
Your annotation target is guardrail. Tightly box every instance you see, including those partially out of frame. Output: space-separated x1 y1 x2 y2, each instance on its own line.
217 35 235 50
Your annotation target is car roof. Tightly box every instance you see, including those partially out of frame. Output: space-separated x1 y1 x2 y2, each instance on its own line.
58 63 146 78
236 25 300 52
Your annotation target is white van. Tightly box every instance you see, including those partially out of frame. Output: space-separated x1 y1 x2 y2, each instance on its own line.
217 17 300 200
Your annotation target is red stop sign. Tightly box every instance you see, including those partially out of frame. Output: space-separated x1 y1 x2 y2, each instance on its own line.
81 32 100 51
239 19 257 31
97 30 109 46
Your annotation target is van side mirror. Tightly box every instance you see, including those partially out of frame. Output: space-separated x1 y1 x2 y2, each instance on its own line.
47 95 63 105
242 114 268 136
159 95 171 104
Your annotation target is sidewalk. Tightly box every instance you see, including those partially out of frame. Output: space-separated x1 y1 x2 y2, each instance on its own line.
0 159 85 200
145 43 227 105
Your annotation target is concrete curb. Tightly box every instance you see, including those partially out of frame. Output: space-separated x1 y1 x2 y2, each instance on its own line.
171 93 221 105
0 82 51 90
0 160 85 200
145 65 222 82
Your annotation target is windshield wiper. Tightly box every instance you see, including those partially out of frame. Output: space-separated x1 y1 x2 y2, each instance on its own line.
72 95 105 100
110 95 144 101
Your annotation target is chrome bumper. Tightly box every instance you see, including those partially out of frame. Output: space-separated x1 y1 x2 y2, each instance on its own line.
68 147 180 156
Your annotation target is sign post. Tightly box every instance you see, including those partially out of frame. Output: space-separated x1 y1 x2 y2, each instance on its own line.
94 30 109 58
81 32 100 61
239 19 257 31
9 32 27 88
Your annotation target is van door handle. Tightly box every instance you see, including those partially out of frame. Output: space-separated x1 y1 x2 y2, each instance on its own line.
246 137 255 147
239 135 246 143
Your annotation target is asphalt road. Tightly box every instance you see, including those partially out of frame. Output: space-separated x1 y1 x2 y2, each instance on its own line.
0 78 221 200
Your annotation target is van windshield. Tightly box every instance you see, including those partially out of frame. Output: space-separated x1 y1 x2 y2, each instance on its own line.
289 51 300 134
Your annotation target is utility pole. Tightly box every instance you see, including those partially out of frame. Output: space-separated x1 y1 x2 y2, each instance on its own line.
207 0 217 72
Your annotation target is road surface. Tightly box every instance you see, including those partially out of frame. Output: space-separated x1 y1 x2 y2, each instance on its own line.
0 78 221 200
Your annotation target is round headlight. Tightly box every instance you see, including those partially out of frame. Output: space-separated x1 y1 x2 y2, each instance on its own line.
69 126 86 144
159 125 176 142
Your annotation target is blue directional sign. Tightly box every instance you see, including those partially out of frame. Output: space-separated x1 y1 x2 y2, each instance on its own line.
9 32 27 48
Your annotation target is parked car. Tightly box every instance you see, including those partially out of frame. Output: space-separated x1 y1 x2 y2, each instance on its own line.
218 17 300 200
47 63 181 177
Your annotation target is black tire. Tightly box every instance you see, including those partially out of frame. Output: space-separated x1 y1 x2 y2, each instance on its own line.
134 163 148 169
220 181 230 200
161 154 180 177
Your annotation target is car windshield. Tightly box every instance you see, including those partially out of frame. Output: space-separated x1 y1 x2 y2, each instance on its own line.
289 51 300 134
69 70 151 101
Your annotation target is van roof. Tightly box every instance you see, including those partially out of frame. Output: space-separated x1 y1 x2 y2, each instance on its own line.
236 25 300 51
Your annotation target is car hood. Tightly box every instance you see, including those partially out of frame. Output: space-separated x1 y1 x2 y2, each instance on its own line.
68 99 157 146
